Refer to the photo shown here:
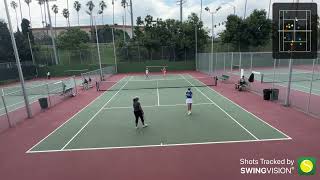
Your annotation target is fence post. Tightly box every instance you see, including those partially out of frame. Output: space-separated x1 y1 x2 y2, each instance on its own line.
80 51 83 64
73 76 78 96
223 52 226 72
1 90 11 128
307 59 316 113
239 52 242 71
46 82 52 107
231 52 234 71
138 44 141 62
250 53 253 71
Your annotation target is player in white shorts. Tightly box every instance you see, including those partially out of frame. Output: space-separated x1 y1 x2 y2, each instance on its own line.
145 67 149 79
186 88 193 115
161 67 167 77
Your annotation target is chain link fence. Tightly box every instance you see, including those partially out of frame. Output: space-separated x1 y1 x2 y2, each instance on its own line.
197 51 320 118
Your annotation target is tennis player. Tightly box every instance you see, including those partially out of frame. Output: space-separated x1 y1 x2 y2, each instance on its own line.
186 88 193 115
133 97 148 129
162 67 167 77
145 67 149 79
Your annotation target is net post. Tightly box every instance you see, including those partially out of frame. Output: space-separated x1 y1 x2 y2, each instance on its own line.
73 75 78 96
307 59 316 113
271 58 277 101
1 89 11 128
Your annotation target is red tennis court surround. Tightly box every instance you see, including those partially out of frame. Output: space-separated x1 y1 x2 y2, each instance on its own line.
0 72 319 180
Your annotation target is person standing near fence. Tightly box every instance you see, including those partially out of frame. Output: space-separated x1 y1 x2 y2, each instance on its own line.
145 67 149 79
47 71 51 79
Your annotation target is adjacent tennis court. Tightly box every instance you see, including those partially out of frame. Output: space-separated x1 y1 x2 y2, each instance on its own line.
27 74 290 153
0 78 83 116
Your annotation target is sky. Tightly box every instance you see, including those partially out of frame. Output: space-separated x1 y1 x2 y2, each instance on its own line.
0 0 319 36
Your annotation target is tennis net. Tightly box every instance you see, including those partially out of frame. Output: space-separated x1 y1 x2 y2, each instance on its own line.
97 76 215 91
2 78 75 96
259 72 320 83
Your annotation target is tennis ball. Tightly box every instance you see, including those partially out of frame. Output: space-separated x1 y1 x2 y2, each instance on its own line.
300 160 314 173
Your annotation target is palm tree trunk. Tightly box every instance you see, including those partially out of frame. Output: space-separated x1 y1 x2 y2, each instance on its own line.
18 0 23 22
55 14 57 37
40 4 44 28
28 5 32 24
15 10 19 30
77 12 80 26
102 14 104 25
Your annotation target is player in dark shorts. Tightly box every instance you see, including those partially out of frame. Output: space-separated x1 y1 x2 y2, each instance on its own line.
133 97 148 129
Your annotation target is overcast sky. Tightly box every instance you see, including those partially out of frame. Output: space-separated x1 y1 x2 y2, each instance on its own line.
0 0 319 35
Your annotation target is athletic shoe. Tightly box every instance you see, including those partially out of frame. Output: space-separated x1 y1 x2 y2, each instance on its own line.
188 111 191 115
135 126 139 129
143 124 148 128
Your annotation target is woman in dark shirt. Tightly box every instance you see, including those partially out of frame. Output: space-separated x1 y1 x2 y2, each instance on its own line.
133 97 148 129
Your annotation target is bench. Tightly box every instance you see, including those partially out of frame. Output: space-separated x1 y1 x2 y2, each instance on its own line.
62 87 76 97
219 74 230 82
81 83 93 90
235 82 250 91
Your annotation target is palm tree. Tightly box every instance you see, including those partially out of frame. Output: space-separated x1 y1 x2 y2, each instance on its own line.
18 0 23 22
98 1 107 25
86 1 95 28
74 1 81 26
66 0 70 27
24 0 32 24
121 0 128 42
10 1 19 29
38 0 45 28
62 8 70 27
52 4 58 36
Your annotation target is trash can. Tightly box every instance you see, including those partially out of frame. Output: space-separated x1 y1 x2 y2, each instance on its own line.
39 98 48 109
270 89 279 101
263 89 271 100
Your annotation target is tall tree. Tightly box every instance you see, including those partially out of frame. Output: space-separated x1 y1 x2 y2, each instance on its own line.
66 0 70 27
18 0 23 22
38 0 45 28
86 1 95 29
62 8 70 27
98 1 107 25
220 9 271 50
0 20 14 61
52 4 58 36
24 0 32 24
121 0 128 42
10 1 19 29
74 1 82 26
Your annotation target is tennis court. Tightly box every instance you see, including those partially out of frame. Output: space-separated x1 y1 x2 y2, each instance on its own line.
27 74 290 153
234 68 320 96
0 78 82 116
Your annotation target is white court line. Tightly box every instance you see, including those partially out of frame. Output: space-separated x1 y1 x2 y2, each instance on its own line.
187 74 291 139
27 137 291 154
60 77 131 150
103 102 214 110
180 74 259 140
156 81 160 106
26 76 128 153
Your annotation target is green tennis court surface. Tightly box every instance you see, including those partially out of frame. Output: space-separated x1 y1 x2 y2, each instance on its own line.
27 74 290 153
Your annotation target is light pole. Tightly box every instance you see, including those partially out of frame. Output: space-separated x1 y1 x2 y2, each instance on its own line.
4 0 32 118
205 6 221 75
244 0 248 19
